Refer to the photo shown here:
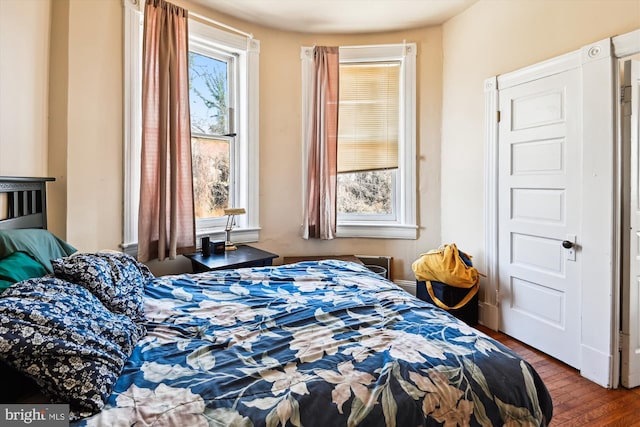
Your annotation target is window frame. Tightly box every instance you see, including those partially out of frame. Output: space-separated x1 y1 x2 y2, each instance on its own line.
189 31 238 231
122 3 261 255
301 43 417 239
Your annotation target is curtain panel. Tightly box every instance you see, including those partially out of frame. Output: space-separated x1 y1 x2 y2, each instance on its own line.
302 46 339 240
138 0 195 262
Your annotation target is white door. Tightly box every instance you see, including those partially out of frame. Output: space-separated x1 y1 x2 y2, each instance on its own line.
622 59 640 388
498 68 582 368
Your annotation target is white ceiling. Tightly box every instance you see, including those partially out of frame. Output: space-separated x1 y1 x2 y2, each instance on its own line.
191 0 478 34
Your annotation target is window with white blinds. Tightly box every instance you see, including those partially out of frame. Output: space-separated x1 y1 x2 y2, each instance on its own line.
338 62 400 173
301 43 417 239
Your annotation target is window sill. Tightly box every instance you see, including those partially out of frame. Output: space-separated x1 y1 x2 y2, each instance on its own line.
336 223 417 239
121 227 261 258
197 227 261 245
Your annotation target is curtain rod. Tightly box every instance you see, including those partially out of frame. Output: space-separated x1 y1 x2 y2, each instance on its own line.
188 11 254 39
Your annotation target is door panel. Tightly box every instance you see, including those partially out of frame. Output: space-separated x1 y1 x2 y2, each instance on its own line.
511 188 564 223
499 69 582 369
512 233 564 273
511 139 564 174
510 277 564 326
511 89 565 130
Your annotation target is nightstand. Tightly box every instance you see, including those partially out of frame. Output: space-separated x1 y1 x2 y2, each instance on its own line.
184 244 279 273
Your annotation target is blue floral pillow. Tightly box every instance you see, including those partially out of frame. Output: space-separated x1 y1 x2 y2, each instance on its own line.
51 252 153 324
0 277 145 419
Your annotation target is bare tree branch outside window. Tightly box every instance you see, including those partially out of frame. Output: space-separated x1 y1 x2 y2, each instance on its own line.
189 52 231 218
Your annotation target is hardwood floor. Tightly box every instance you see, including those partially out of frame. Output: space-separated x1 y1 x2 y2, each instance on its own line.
475 325 640 426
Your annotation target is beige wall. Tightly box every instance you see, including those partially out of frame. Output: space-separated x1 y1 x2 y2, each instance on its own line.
68 0 445 280
155 0 446 278
247 27 444 281
1 0 638 281
0 0 122 252
163 0 444 280
64 0 123 251
48 0 69 239
441 0 639 288
0 0 50 176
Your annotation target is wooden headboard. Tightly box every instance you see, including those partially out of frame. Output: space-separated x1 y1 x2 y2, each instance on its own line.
0 176 55 230
0 176 56 403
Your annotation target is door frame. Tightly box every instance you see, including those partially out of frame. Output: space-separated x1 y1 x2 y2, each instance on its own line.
621 59 640 388
613 31 640 389
484 29 640 388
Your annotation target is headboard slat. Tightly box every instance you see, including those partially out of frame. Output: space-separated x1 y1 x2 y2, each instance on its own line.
9 191 18 217
0 177 54 230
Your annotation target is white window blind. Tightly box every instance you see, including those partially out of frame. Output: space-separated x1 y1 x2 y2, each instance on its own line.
338 62 400 173
301 42 417 239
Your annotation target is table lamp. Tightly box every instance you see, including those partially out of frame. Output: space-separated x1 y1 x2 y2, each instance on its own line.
224 207 245 251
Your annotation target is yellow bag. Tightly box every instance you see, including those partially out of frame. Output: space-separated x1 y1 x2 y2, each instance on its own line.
411 243 479 311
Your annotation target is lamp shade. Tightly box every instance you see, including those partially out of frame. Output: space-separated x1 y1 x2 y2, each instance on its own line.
224 208 246 215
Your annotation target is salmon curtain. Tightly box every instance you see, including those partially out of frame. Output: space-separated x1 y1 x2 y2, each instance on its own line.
138 0 195 262
303 46 339 240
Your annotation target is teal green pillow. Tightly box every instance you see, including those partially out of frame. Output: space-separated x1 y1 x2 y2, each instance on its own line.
0 229 76 273
0 279 12 293
0 251 49 292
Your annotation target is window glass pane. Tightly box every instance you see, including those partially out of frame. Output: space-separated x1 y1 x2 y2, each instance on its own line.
192 136 229 218
337 170 393 215
189 52 228 135
189 51 231 220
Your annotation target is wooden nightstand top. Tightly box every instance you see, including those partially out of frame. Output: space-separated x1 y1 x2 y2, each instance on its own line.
184 244 279 272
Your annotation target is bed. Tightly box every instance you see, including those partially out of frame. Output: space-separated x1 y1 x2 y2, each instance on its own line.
0 176 553 426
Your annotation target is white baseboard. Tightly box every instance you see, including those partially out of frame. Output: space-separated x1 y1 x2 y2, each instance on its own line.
479 301 499 330
580 344 613 388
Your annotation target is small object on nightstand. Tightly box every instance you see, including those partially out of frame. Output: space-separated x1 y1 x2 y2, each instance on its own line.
212 240 225 254
201 236 210 257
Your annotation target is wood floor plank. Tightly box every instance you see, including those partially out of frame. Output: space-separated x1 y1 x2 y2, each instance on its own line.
474 325 640 426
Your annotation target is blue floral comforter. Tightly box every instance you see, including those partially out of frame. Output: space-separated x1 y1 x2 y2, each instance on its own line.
73 260 553 426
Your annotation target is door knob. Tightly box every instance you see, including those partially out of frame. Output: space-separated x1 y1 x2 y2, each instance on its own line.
562 240 574 249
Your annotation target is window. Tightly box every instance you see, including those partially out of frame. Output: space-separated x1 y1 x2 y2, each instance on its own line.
301 43 417 239
123 3 260 254
337 61 400 220
189 39 235 228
